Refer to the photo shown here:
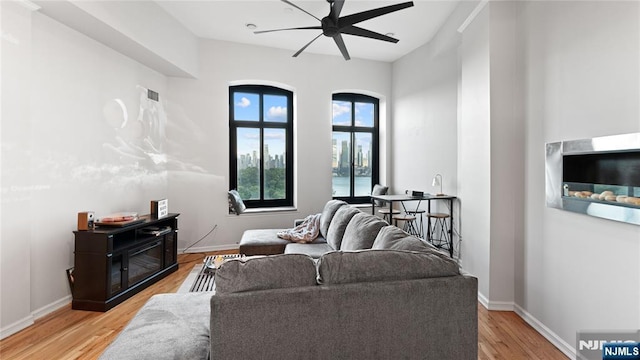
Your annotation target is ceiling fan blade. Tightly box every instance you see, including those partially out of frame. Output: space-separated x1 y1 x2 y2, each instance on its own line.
255 26 321 34
281 0 321 22
340 25 399 43
293 33 323 57
333 33 351 61
330 0 345 22
338 1 414 27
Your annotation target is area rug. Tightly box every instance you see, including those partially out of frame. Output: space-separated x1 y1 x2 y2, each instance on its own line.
176 254 242 293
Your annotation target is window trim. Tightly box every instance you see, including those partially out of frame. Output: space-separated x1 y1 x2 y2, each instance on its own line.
332 92 380 204
229 85 294 209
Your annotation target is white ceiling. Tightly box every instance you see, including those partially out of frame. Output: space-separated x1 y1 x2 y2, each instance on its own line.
156 0 460 62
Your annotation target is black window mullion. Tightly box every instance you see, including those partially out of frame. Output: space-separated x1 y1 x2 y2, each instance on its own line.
230 85 293 209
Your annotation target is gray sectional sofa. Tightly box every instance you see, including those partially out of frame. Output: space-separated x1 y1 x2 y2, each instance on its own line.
239 199 438 257
100 200 478 360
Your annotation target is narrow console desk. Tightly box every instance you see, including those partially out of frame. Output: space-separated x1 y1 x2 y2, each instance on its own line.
371 194 457 257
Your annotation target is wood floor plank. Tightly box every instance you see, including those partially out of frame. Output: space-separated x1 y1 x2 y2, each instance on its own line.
1 251 568 359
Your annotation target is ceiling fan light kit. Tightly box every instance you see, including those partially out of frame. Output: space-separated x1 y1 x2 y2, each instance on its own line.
255 0 415 60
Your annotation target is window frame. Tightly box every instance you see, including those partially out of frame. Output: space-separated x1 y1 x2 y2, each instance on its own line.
331 93 380 204
229 85 294 209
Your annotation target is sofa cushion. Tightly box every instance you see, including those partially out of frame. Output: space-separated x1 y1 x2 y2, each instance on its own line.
99 292 212 360
372 225 439 252
215 254 317 294
239 229 290 255
340 213 387 251
317 249 460 285
371 225 408 249
325 206 361 250
319 200 348 239
284 242 334 258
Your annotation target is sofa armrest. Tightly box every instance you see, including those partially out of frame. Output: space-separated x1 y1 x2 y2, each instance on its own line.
100 292 212 360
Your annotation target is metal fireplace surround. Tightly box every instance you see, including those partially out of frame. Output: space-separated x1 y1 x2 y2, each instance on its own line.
546 132 640 226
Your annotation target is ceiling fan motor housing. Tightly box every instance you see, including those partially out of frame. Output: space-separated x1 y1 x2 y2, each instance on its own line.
321 17 339 37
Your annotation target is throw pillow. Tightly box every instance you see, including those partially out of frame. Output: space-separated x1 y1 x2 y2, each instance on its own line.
371 184 389 207
340 213 387 251
317 249 460 285
319 200 347 239
215 254 317 294
227 190 246 215
325 206 361 250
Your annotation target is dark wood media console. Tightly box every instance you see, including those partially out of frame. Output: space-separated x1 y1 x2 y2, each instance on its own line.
72 213 179 312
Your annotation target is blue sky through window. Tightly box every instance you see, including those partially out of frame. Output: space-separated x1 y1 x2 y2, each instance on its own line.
234 92 287 157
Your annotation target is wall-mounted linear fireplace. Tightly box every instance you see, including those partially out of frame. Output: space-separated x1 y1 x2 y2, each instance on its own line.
546 132 640 225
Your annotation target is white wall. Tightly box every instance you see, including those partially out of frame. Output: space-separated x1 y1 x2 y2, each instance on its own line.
390 1 478 258
1 9 169 338
458 3 492 298
390 35 458 197
517 0 640 354
1 0 36 338
166 39 392 252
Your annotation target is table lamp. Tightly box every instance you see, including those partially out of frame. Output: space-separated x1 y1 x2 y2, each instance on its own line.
432 174 444 196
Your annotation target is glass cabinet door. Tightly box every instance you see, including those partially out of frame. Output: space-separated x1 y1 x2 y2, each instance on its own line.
109 253 123 295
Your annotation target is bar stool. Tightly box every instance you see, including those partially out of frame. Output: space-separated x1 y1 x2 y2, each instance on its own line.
379 208 401 223
406 209 425 239
426 212 450 250
393 213 420 237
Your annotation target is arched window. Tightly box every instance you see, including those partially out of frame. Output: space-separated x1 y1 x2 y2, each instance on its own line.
229 85 293 209
331 93 379 204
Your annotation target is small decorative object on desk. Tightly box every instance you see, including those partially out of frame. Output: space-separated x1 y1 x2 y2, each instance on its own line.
204 254 243 273
432 174 444 196
95 212 142 227
77 211 95 231
151 199 168 219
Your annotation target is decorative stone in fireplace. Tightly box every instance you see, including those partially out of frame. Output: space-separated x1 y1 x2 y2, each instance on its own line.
546 132 640 226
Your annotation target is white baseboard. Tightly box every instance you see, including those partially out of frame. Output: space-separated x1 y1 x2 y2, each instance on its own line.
179 244 239 254
1 315 34 340
487 300 515 311
477 292 516 311
31 295 71 319
1 295 72 340
478 291 490 308
514 304 576 359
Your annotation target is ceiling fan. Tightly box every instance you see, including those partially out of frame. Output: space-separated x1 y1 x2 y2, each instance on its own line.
255 0 415 60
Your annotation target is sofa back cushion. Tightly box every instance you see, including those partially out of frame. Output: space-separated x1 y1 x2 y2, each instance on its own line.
319 200 348 239
326 206 361 250
372 225 440 252
340 213 387 251
215 254 317 294
317 249 459 285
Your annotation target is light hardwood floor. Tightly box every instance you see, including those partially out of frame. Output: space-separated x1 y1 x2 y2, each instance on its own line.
0 251 568 360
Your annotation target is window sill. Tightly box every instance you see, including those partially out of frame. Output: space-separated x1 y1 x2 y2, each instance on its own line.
229 207 298 216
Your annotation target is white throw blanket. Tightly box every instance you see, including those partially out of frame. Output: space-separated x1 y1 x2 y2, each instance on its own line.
277 213 322 243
